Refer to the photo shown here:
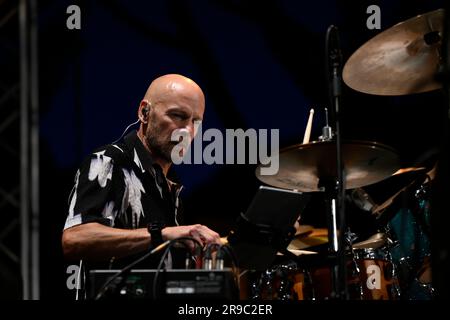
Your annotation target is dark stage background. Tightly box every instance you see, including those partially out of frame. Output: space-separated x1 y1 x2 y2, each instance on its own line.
10 0 446 299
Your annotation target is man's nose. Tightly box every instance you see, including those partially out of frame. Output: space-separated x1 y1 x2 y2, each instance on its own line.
184 123 196 140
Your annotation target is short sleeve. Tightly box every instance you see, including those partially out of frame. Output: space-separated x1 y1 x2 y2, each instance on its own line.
64 150 124 230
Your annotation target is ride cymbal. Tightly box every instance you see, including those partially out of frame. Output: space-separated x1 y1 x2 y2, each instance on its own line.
343 9 444 95
352 233 388 250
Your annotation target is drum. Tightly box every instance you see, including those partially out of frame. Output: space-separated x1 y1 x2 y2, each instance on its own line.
353 247 401 300
249 245 404 300
301 253 362 300
307 255 362 300
248 260 313 300
388 184 434 299
250 261 362 300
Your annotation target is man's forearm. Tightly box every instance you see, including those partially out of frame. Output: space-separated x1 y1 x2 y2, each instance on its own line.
62 222 151 261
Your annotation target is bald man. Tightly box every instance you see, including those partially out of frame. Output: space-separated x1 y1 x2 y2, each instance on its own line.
62 74 220 267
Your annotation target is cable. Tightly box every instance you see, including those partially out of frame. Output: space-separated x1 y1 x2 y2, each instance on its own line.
203 243 221 270
152 237 202 300
221 245 239 272
207 243 241 295
112 118 140 144
216 244 240 292
94 240 171 300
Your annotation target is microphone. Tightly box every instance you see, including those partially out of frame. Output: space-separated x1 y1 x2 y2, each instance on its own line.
326 25 343 99
327 25 343 66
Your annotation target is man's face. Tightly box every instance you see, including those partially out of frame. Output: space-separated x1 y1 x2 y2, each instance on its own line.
144 86 205 163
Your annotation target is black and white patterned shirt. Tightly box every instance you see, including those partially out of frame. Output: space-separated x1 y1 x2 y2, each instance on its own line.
64 130 184 233
64 131 188 299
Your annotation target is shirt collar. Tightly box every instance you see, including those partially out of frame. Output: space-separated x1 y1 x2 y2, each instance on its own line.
124 130 155 173
123 130 182 189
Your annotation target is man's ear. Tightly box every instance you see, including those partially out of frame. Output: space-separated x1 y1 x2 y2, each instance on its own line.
139 100 150 123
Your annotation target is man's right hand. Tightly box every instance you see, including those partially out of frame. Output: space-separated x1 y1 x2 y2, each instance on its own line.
62 222 221 261
162 224 221 250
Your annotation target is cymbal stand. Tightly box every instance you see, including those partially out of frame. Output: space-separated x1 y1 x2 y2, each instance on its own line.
325 25 348 300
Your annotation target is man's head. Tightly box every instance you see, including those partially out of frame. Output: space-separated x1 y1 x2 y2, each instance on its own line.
137 74 205 164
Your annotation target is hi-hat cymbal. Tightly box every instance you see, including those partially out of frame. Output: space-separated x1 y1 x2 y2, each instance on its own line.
295 224 314 237
343 9 444 95
277 249 318 256
352 233 388 250
256 140 400 192
288 228 328 250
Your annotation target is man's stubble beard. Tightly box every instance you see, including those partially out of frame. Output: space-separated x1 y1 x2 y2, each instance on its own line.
145 119 174 164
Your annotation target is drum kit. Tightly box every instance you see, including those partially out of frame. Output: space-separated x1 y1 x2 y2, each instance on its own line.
249 8 444 300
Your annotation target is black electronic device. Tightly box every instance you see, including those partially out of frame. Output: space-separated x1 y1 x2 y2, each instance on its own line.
89 268 238 300
228 186 310 270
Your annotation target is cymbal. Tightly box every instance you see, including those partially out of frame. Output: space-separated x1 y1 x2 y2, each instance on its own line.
392 166 427 176
256 140 400 192
352 233 387 250
288 228 328 250
306 228 328 238
295 224 314 237
277 249 318 256
362 166 428 206
343 9 444 95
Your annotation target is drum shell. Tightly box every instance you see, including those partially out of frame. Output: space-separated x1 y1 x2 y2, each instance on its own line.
354 247 400 300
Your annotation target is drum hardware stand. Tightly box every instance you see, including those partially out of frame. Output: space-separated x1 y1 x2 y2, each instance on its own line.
344 228 358 248
385 236 402 300
375 224 403 299
324 25 348 300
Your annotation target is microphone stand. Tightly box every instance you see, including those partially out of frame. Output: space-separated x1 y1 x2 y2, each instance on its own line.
325 25 348 300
